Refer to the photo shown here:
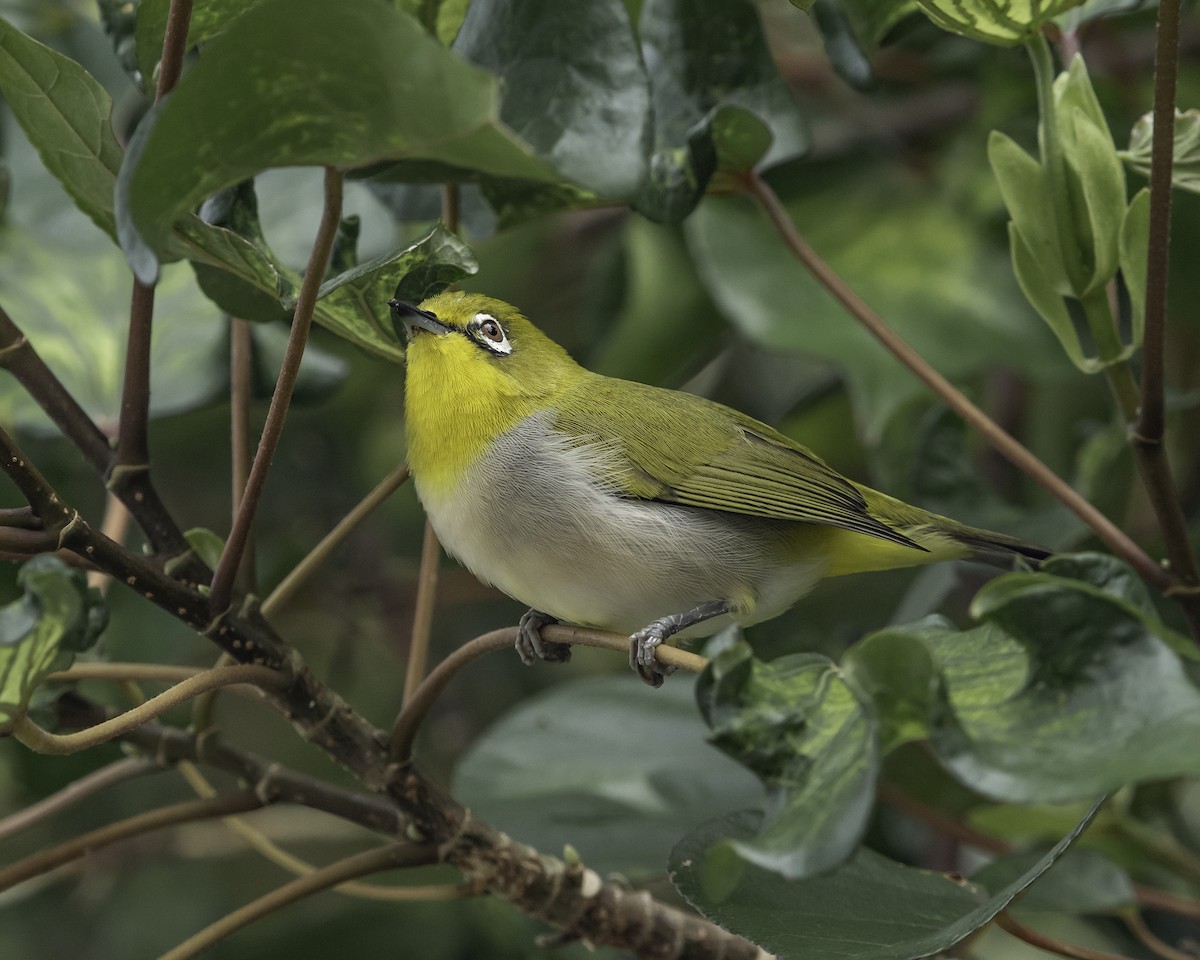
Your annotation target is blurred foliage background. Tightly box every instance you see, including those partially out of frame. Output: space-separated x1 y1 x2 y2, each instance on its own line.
1 0 1199 957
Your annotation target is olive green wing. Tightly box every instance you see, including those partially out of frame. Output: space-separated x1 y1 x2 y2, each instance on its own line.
552 376 922 549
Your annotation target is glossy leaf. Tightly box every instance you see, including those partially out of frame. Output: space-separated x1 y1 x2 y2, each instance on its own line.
453 0 650 200
1122 108 1200 195
697 645 876 878
915 0 1086 45
453 676 765 878
0 15 123 239
636 0 809 221
0 556 107 733
670 803 1101 960
314 223 477 359
117 0 560 280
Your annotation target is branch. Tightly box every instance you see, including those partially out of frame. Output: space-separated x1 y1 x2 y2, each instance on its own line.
0 791 264 894
996 911 1133 960
403 519 441 703
262 462 410 618
388 624 706 761
230 316 257 594
209 166 345 613
0 756 161 841
746 172 1172 594
13 665 287 754
159 843 440 960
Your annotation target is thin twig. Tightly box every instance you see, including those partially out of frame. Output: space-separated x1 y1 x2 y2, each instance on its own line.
209 167 344 614
403 521 441 704
1124 911 1195 960
746 171 1170 593
1133 884 1200 921
0 791 264 894
996 911 1133 960
13 665 286 754
0 756 161 842
159 843 439 960
262 462 410 619
153 0 194 98
388 624 706 761
230 316 257 595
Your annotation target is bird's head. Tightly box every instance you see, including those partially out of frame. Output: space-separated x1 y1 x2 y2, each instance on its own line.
391 292 579 411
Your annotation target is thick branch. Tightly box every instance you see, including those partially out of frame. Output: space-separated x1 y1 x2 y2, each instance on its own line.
210 166 344 613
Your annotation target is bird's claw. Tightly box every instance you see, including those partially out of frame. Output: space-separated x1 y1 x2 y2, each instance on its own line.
516 609 571 666
629 619 679 688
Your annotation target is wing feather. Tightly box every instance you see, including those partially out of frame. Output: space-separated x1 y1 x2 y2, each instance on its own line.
550 376 922 551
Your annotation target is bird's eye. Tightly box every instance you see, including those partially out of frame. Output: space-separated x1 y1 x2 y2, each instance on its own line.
471 313 512 355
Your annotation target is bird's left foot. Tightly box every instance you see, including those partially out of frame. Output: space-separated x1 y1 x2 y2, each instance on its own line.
629 619 680 688
516 608 571 665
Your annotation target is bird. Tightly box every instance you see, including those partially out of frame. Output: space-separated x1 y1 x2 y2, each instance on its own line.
391 292 1048 685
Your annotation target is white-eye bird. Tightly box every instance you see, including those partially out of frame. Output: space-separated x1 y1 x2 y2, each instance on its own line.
392 292 1048 685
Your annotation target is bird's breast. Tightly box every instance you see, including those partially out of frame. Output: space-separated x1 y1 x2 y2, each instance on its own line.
415 413 828 634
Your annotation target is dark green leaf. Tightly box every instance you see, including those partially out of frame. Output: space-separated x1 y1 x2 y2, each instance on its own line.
811 0 874 91
0 15 124 239
842 631 937 754
0 556 107 733
670 803 1102 959
453 676 765 878
314 223 477 358
972 848 1136 916
454 0 650 200
635 0 809 222
134 0 258 92
697 644 876 878
118 0 560 280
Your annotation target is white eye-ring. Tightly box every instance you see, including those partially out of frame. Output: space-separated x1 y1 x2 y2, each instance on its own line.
471 313 512 355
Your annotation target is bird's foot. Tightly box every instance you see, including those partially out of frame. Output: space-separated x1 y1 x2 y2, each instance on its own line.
629 619 680 688
516 609 571 666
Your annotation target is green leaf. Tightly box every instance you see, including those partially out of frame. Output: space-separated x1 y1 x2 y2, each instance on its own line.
788 0 817 10
0 227 227 433
0 556 107 733
988 130 1069 295
1122 108 1200 195
183 528 226 571
453 0 649 200
972 848 1136 916
1118 188 1149 346
117 0 561 280
842 631 938 754
670 803 1102 959
314 223 477 358
811 0 875 91
1054 58 1126 293
1007 222 1097 372
0 15 124 239
134 0 257 92
915 0 1087 46
453 676 765 878
697 645 876 878
635 0 809 222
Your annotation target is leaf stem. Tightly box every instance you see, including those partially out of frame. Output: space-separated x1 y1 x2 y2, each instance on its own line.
0 791 264 894
403 520 441 704
1078 287 1141 421
209 166 344 614
230 317 257 595
159 843 439 960
387 624 706 761
746 172 1168 592
262 462 410 619
13 665 286 754
0 756 161 842
996 911 1132 960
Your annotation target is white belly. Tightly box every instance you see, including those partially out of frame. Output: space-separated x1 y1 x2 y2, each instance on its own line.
415 413 826 636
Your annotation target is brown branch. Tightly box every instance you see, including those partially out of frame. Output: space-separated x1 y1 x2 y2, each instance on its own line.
403 520 441 704
1124 912 1195 960
996 912 1134 960
154 0 194 97
0 791 264 894
209 166 344 613
230 316 257 594
159 843 440 960
746 172 1171 594
0 756 161 841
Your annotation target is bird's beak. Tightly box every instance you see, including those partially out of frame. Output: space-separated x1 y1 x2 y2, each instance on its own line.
388 299 451 341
